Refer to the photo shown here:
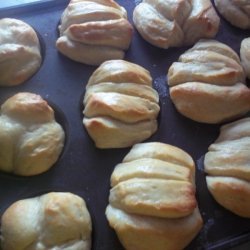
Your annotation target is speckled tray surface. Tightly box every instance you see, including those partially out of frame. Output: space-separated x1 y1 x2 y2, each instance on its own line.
0 1 249 249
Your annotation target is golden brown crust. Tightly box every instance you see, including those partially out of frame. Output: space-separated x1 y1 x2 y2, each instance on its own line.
205 117 250 217
0 92 65 176
206 176 250 218
83 60 159 148
123 142 195 172
109 179 196 218
106 142 202 249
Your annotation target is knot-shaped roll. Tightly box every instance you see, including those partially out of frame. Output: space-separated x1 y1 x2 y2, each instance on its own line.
133 0 220 49
167 39 250 124
0 92 65 176
83 60 160 148
215 0 250 29
0 18 41 86
56 0 133 65
205 117 250 218
0 192 92 250
106 142 203 250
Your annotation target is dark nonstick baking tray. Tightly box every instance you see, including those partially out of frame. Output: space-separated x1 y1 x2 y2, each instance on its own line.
0 1 249 249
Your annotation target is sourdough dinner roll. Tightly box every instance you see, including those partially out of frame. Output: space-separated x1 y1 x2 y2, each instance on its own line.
0 92 65 176
133 0 220 49
83 60 160 148
106 142 203 250
0 192 92 250
0 18 41 86
167 39 250 124
205 117 250 217
56 0 133 65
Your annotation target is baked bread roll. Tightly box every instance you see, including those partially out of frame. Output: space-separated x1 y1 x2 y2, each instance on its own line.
83 60 160 148
106 142 203 250
240 37 250 79
214 0 250 29
0 192 92 250
56 0 133 65
204 117 250 217
167 39 250 124
0 18 41 86
133 0 220 49
0 92 65 176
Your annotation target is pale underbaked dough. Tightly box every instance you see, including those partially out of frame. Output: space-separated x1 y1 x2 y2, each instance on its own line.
0 92 65 176
83 60 160 148
214 0 250 29
106 142 203 250
204 117 250 217
56 0 133 65
240 37 250 79
0 192 92 250
133 0 220 49
0 18 41 86
168 39 250 124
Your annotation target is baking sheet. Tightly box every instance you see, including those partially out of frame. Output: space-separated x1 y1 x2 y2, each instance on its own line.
0 0 249 249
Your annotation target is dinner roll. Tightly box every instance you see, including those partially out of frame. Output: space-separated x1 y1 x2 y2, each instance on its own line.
0 92 65 176
167 39 250 123
56 0 133 65
0 18 41 86
0 192 92 250
205 117 250 217
240 37 250 79
83 60 160 148
133 0 220 49
106 142 203 250
214 0 250 29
